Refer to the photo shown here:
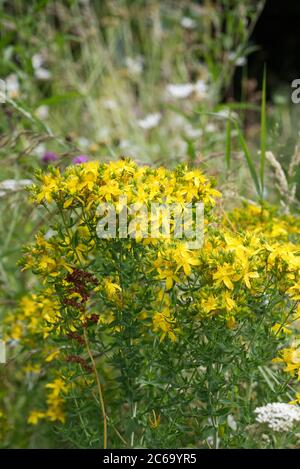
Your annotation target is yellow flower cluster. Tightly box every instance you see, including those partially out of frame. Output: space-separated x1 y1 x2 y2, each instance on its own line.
31 159 221 210
4 289 61 342
28 378 69 425
3 159 300 426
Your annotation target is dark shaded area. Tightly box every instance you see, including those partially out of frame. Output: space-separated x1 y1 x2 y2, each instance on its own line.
230 0 300 102
248 0 300 92
247 0 300 198
228 0 300 200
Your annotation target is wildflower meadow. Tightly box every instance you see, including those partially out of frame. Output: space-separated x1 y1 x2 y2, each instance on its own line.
0 0 300 456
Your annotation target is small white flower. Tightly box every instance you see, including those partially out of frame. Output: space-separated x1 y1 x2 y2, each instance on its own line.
205 123 217 133
228 52 246 67
227 414 237 431
125 56 143 75
137 113 161 130
32 53 44 69
254 402 300 432
5 74 20 99
166 80 207 100
119 139 131 150
78 137 90 149
216 109 231 119
35 68 52 81
206 435 220 447
184 124 202 139
215 108 238 120
35 105 49 120
166 83 195 99
181 17 196 30
103 99 118 110
44 229 57 240
194 80 207 99
235 57 246 67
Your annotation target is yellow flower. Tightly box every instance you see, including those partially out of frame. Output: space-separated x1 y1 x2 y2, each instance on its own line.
213 263 237 290
104 279 122 297
274 346 300 381
23 364 41 374
64 175 79 195
239 260 259 289
46 397 66 423
226 316 236 329
157 268 180 291
201 295 218 314
290 393 300 405
271 323 292 336
45 349 60 363
152 308 177 342
98 180 121 201
11 323 23 341
36 174 58 204
173 245 200 276
39 255 57 272
222 291 236 312
45 378 68 398
288 281 300 301
28 410 46 425
20 295 38 317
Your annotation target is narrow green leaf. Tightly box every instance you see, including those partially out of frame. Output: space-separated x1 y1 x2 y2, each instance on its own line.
225 114 231 170
235 122 261 197
260 65 267 197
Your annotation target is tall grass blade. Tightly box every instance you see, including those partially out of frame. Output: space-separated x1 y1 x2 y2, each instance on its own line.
235 122 261 197
260 65 267 198
225 114 232 170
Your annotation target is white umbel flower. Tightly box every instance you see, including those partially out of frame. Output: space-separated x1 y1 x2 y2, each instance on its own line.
254 402 300 432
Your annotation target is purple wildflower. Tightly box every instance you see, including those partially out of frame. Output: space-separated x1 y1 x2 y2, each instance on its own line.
72 155 89 164
42 151 58 163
